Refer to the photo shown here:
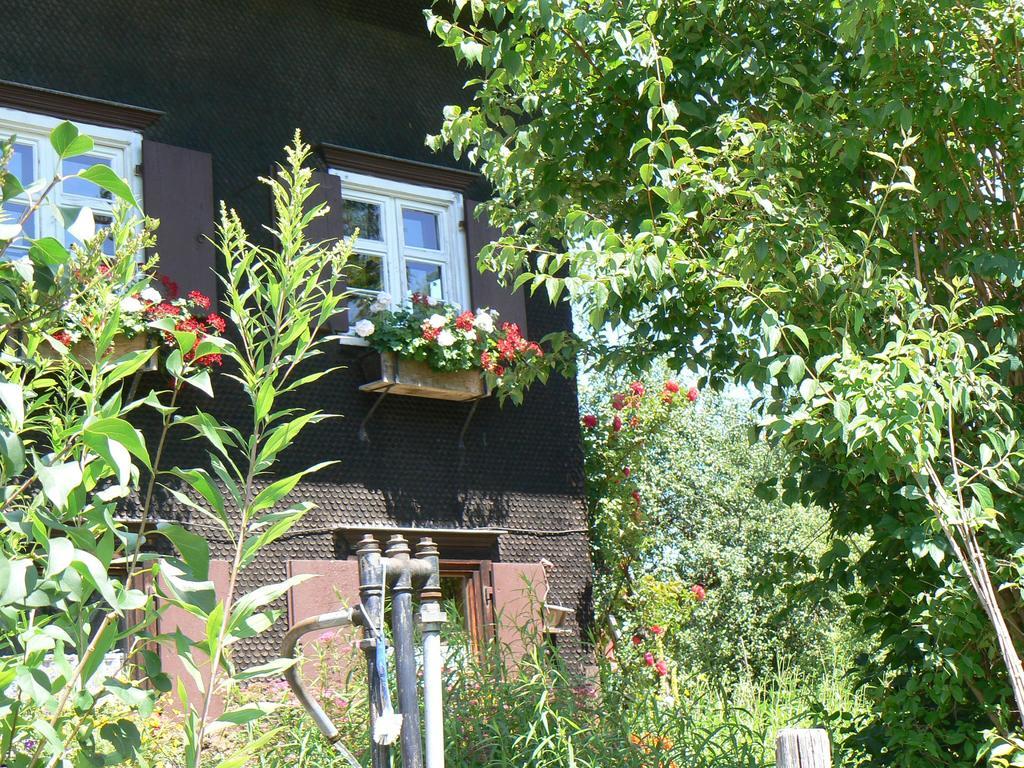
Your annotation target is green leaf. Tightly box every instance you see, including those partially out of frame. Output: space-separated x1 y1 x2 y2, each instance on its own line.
249 461 335 515
159 523 211 581
787 355 805 383
49 121 94 159
78 164 139 208
37 460 83 510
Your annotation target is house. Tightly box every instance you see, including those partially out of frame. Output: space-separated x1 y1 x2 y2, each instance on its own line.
0 0 591 691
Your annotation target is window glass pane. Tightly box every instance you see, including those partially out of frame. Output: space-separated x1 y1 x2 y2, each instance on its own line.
10 143 34 186
1 202 34 256
348 252 382 291
346 293 374 326
62 208 115 256
342 199 382 241
406 260 443 301
402 209 439 250
62 154 113 198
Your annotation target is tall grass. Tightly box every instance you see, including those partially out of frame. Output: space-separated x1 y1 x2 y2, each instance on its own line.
138 624 862 767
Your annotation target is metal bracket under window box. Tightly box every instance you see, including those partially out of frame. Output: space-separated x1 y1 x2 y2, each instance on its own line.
357 352 490 446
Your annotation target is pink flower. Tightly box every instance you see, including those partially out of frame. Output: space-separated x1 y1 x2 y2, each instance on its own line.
623 467 631 478
691 584 706 602
613 415 623 432
630 381 645 397
687 387 699 402
612 393 626 410
664 380 680 393
643 652 655 667
649 625 664 636
654 660 668 677
582 414 598 429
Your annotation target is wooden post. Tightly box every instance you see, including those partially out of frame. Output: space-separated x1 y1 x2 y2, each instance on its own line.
776 729 832 768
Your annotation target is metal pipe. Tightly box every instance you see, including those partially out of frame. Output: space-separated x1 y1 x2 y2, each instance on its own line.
357 534 390 768
417 538 445 768
280 608 356 744
386 534 424 768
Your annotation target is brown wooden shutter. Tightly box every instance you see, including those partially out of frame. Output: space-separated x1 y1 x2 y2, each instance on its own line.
155 559 230 715
490 562 547 667
305 171 348 334
142 142 218 304
287 559 361 685
464 198 528 337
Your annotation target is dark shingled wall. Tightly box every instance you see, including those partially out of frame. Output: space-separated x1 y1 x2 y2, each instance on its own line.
0 0 592 665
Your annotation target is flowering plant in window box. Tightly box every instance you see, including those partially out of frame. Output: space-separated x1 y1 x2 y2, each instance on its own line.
354 291 545 401
46 271 226 373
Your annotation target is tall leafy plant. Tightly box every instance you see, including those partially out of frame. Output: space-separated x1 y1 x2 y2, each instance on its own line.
0 122 212 767
153 135 352 768
429 1 1024 763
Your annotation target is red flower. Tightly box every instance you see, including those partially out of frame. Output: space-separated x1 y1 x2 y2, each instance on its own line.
582 414 598 429
631 489 641 504
630 381 645 397
661 392 675 404
664 380 680 394
526 341 544 358
649 625 664 636
613 415 622 432
629 416 640 429
160 274 179 299
691 584 706 602
196 353 222 368
206 313 227 333
631 634 644 646
421 321 440 342
146 301 182 319
612 393 626 411
455 310 475 332
52 330 72 347
493 364 506 377
623 467 631 478
654 660 668 677
188 290 211 310
687 387 699 402
643 652 655 667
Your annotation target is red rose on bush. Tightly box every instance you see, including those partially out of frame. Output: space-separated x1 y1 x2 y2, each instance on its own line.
631 634 644 646
649 625 664 636
582 414 598 429
691 584 706 602
664 380 680 393
654 660 668 677
687 387 699 402
630 381 645 396
613 415 623 432
612 393 626 410
631 489 641 504
643 652 655 667
623 467 631 478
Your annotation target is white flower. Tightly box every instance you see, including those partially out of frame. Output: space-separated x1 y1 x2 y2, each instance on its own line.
369 291 392 313
140 287 162 303
67 329 82 343
428 313 447 329
354 319 375 338
473 311 494 333
436 329 456 347
119 296 144 313
426 296 439 307
462 329 477 341
67 207 96 242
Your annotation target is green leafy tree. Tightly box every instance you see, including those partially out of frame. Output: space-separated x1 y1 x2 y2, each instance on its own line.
429 1 1024 763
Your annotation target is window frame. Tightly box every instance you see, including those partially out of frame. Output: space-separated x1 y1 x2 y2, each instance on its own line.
329 169 469 345
0 106 143 257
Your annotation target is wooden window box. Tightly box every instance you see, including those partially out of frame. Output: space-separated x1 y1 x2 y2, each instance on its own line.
42 333 154 369
359 351 487 401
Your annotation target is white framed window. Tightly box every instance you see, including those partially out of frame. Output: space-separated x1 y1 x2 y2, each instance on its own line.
0 107 143 258
330 169 469 337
